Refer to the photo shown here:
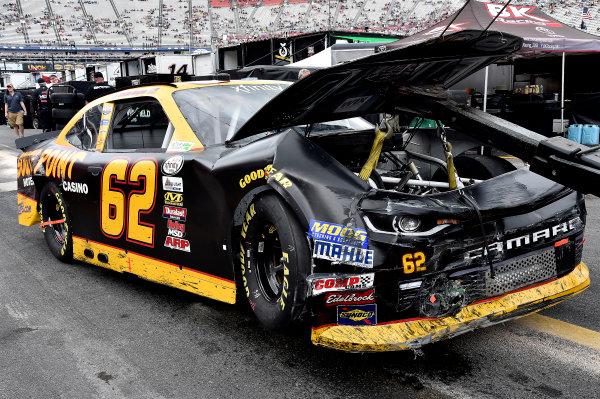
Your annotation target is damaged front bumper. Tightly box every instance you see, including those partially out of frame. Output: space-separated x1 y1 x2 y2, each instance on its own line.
311 262 589 352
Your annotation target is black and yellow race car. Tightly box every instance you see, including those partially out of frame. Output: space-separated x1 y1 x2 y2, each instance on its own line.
16 30 591 351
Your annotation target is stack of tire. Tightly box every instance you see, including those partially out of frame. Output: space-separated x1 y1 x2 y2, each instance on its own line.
49 84 88 131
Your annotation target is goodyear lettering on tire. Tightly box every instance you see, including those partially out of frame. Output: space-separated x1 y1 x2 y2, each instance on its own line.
279 252 290 310
240 203 256 239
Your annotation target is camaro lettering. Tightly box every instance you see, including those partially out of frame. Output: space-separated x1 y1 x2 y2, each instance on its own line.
313 240 373 267
309 220 368 248
465 218 580 259
62 181 88 194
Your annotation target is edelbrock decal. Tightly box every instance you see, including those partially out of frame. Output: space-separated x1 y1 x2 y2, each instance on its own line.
325 289 375 307
313 240 373 268
162 176 183 192
308 220 368 249
309 273 374 296
162 155 184 176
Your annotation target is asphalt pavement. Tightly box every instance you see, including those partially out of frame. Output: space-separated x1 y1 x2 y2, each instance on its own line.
0 126 598 399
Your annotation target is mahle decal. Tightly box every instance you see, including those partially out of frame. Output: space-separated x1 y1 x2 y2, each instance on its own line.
313 240 373 268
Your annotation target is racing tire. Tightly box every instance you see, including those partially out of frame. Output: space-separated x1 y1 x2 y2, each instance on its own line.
39 183 73 262
240 194 311 331
52 108 78 121
31 117 39 130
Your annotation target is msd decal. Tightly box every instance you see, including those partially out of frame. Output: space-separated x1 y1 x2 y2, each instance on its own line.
167 219 185 238
308 220 368 249
163 205 187 222
337 304 377 326
484 3 560 27
325 289 375 307
164 236 190 252
310 273 374 295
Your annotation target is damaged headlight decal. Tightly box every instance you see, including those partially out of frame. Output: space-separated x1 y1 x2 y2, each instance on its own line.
307 273 375 296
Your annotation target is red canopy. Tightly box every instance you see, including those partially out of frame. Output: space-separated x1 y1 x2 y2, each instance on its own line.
387 1 600 54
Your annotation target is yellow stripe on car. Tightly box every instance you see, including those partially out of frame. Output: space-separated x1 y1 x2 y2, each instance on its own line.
311 263 590 352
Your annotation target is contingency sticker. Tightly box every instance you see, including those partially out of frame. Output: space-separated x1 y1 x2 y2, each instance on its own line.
308 220 368 249
167 141 195 152
313 240 373 268
337 304 377 326
96 102 114 151
309 273 375 296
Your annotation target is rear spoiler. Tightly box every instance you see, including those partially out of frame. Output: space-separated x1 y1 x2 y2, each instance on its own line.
15 130 60 151
436 100 600 196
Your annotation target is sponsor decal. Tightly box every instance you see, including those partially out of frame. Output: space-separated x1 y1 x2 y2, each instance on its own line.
167 219 185 238
164 192 183 206
313 240 373 268
337 304 377 326
164 236 190 252
424 22 469 35
267 166 292 189
308 220 368 249
484 3 560 27
310 273 374 295
162 155 184 176
167 140 195 152
23 149 85 180
162 176 183 192
100 119 110 126
534 26 565 38
465 217 581 259
62 181 88 194
239 165 272 188
325 289 375 307
17 203 31 215
22 176 33 187
163 205 187 222
233 84 284 94
111 87 159 100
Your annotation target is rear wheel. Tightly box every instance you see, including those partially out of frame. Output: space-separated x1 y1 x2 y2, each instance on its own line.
39 183 73 262
240 194 311 330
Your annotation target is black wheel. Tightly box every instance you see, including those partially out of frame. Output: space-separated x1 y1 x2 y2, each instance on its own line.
31 117 39 130
240 194 311 330
39 183 73 262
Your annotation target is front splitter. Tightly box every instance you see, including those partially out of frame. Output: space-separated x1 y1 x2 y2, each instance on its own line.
311 263 590 352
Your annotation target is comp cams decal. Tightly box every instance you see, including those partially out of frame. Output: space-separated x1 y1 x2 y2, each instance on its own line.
337 304 377 326
162 176 183 192
162 155 184 176
313 240 373 268
308 220 368 248
308 273 375 295
325 289 375 307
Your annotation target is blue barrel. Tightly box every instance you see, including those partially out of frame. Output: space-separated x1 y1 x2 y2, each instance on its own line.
582 124 600 145
568 124 583 143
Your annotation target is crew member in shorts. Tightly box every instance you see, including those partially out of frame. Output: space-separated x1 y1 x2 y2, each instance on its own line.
4 83 27 138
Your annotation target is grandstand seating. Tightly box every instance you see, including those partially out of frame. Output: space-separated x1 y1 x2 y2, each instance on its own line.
0 0 597 49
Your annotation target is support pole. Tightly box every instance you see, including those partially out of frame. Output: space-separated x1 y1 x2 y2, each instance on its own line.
483 65 489 112
561 51 565 134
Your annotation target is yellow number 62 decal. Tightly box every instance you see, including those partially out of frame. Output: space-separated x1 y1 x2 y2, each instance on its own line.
101 158 157 247
402 252 426 274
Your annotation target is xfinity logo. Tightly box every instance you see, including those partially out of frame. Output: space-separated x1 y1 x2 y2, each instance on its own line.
465 217 580 259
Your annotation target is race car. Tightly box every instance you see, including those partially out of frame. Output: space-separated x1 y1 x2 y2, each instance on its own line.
16 30 590 352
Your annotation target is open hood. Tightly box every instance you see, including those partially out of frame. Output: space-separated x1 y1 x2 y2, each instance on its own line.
230 30 522 142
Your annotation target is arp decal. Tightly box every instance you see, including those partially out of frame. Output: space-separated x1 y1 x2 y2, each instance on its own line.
164 236 190 252
267 166 292 189
239 165 272 188
310 273 374 295
325 289 375 307
337 304 377 326
308 220 368 249
100 158 157 247
163 205 187 222
164 192 183 206
167 219 185 238
162 155 184 176
62 181 88 194
313 240 373 268
31 149 86 179
162 176 183 192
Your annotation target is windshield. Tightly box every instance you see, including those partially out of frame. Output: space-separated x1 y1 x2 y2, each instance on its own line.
173 83 289 146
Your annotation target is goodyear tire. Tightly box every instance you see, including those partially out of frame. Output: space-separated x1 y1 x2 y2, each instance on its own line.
240 194 311 330
39 183 73 262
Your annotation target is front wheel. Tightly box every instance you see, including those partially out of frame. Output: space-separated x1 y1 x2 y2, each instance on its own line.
39 183 73 262
240 194 311 330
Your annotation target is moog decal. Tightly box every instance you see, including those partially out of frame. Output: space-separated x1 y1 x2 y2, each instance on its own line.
309 220 368 248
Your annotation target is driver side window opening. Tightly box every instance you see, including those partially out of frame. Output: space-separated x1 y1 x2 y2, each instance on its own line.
105 97 171 151
64 104 103 150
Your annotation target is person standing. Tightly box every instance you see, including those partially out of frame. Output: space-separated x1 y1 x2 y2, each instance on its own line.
4 83 27 138
33 78 52 132
84 72 115 104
